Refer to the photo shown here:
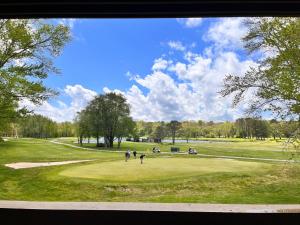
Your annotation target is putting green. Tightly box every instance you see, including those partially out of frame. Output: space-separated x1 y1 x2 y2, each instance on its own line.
60 158 271 182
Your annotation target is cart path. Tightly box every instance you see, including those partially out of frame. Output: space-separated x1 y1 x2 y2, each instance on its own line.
50 140 299 163
50 140 125 153
0 200 300 213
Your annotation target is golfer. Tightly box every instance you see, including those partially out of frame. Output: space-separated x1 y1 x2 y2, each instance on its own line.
133 150 137 159
125 150 131 162
140 154 146 164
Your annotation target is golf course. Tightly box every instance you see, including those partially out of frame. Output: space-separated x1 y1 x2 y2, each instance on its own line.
0 18 299 206
1 137 300 203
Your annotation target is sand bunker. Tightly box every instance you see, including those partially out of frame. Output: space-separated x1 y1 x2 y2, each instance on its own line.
5 160 93 169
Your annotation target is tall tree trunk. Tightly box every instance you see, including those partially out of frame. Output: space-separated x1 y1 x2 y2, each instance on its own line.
80 136 82 146
117 137 122 148
109 136 114 148
104 137 109 147
96 135 99 147
172 132 175 145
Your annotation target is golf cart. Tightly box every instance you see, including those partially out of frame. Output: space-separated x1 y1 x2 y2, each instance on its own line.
188 147 197 154
152 147 161 153
170 147 180 153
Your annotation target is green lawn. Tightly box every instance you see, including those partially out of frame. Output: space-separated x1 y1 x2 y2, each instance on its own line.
1 138 300 203
60 158 270 182
63 137 298 160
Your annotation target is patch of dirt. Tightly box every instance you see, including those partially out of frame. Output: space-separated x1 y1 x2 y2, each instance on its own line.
4 160 94 169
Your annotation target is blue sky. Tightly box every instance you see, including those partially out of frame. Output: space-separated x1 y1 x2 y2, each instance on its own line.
24 18 267 122
47 19 210 93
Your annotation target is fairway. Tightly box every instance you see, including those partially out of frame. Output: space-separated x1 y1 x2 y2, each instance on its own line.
2 138 300 203
60 158 270 182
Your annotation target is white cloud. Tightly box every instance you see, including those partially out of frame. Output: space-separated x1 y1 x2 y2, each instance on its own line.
170 55 212 82
20 51 257 122
204 18 278 60
125 71 139 81
204 18 247 50
103 87 124 96
110 50 257 122
64 84 97 109
168 62 187 78
177 18 203 28
152 58 171 71
127 72 202 121
168 41 186 51
20 84 97 122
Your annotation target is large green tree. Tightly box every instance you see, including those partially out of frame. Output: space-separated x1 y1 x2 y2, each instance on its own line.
80 93 131 148
179 121 194 143
75 109 92 145
0 19 71 134
85 96 104 146
115 116 135 148
220 18 300 121
151 122 167 143
100 93 131 147
167 120 181 145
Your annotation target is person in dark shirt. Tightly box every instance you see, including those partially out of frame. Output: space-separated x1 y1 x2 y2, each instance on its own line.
125 150 130 162
133 150 137 159
140 154 146 164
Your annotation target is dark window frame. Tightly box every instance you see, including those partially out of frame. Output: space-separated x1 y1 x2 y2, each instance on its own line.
0 0 300 18
2 208 300 225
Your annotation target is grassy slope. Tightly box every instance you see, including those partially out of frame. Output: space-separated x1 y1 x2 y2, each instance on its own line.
0 138 300 203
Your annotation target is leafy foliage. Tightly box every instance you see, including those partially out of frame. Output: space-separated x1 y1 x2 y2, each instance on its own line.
76 93 135 148
0 19 71 133
220 18 300 120
166 120 182 144
6 114 76 138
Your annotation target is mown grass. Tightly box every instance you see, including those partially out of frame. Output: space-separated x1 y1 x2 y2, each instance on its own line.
61 137 298 160
59 158 271 182
0 138 300 203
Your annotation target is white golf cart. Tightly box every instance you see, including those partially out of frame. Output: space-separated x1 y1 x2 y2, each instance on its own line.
152 147 161 153
188 147 197 154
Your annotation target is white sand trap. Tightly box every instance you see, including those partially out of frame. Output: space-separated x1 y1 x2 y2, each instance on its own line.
5 160 93 169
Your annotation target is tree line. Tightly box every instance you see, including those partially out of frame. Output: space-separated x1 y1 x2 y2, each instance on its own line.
134 118 299 143
2 115 76 138
5 106 297 147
